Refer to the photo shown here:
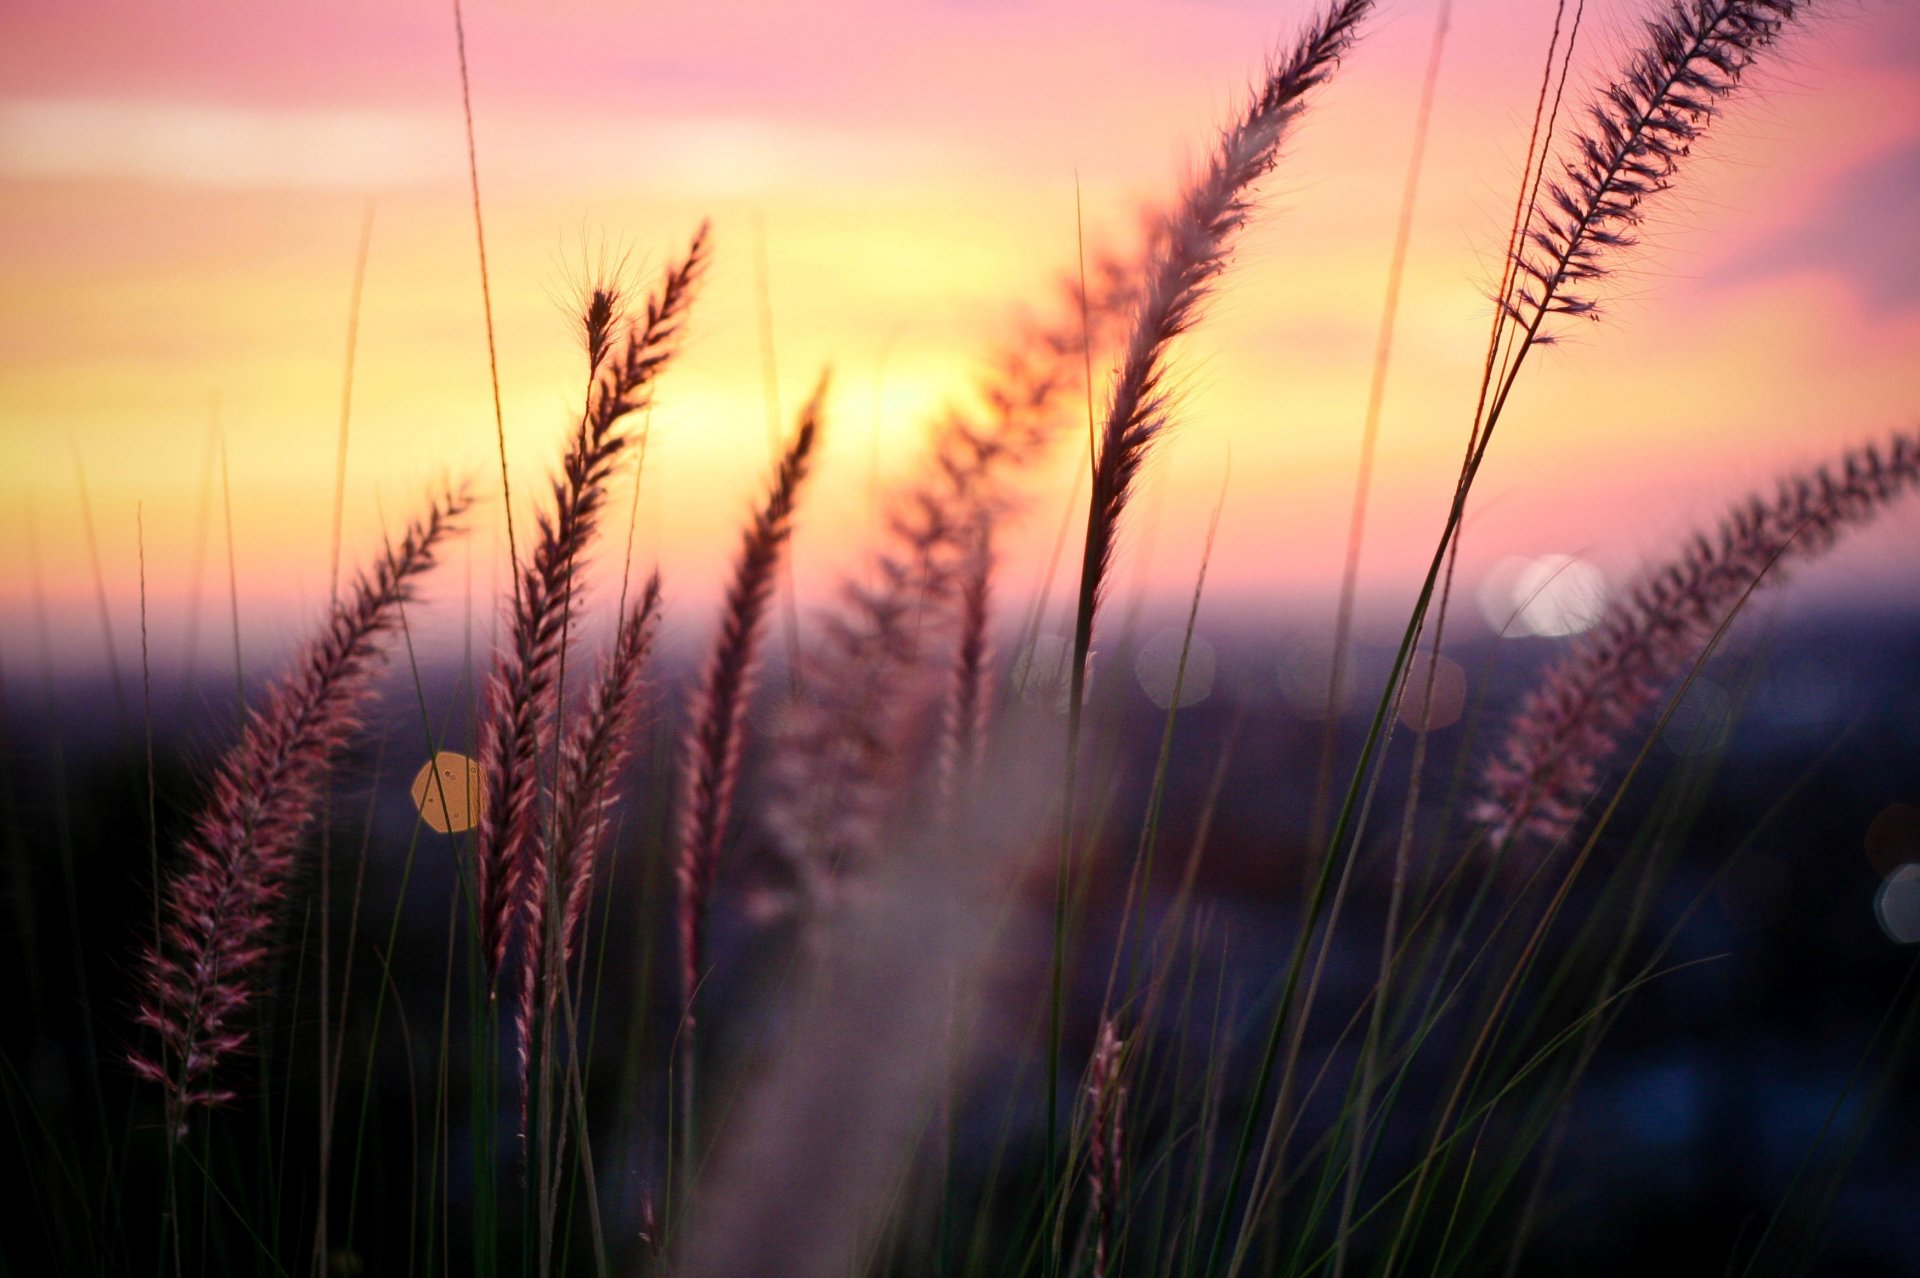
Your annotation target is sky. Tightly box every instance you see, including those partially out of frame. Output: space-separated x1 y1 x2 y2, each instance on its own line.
2 0 1917 676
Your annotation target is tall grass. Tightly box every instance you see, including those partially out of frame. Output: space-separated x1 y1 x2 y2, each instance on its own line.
132 486 470 1132
8 1 1919 1276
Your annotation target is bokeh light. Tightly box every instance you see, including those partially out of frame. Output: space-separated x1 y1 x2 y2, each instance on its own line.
410 750 486 835
1134 627 1215 710
1395 651 1466 732
1874 865 1920 945
1478 554 1609 638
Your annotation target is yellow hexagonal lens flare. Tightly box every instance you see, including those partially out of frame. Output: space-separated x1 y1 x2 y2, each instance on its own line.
410 751 487 835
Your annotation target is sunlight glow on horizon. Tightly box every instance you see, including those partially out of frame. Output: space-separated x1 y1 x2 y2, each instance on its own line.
3 0 1917 675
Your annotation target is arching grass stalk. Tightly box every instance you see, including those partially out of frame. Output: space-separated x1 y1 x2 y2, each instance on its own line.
1051 0 1374 1255
476 225 707 988
1254 2 1588 1241
1379 506 1850 1273
132 486 470 1133
1207 2 1808 1267
675 380 825 1187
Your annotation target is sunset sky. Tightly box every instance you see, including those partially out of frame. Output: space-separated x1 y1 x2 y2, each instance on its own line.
2 0 1917 675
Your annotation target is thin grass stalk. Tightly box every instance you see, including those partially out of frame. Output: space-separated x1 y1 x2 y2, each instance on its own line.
1321 21 1459 1261
131 486 469 1133
557 578 663 980
1269 829 1558 1263
1147 707 1247 999
533 601 663 1264
1256 786 1567 1267
476 225 708 985
1791 982 1920 1272
1242 715 1578 1273
514 573 662 1233
1436 767 1800 1274
1353 0 1785 924
136 507 184 1275
1762 953 1920 1277
71 452 130 734
1474 0 1583 469
421 878 461 1273
1462 845 1689 1272
1216 5 1811 1265
749 215 808 698
1477 682 1743 1085
214 431 243 721
1237 643 1434 1270
1424 765 1716 1272
1311 0 1452 855
181 421 219 688
1294 953 1722 1274
558 972 616 1278
1380 559 1817 1270
1095 474 1225 1032
1383 4 1584 1055
313 744 386 1274
1452 0 1792 510
675 377 826 1169
1054 0 1374 1238
451 0 519 614
1448 718 1848 1277
1488 723 1843 1275
314 199 373 1278
342 580 473 1257
1291 9 1584 1250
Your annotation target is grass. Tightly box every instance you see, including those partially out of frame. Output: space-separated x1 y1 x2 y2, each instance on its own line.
5 0 1919 1274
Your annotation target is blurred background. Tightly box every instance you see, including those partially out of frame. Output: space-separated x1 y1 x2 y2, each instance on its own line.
2 0 1917 1272
2 0 1916 660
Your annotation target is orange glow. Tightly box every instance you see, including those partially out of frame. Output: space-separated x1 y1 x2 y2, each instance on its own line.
3 0 1917 674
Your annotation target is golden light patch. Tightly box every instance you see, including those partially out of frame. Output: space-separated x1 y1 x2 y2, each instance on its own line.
410 751 486 835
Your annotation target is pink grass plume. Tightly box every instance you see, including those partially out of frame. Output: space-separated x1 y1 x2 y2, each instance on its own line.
1085 1017 1128 1278
1076 0 1371 654
1503 0 1800 345
1477 431 1920 848
476 224 707 987
514 572 663 1130
677 377 826 1027
761 265 1134 897
131 484 470 1134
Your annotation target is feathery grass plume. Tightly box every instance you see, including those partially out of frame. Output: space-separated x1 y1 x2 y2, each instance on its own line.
131 485 470 1133
553 573 662 968
1503 0 1797 345
676 376 826 1028
1050 0 1368 1230
1477 431 1920 847
1084 1018 1127 1278
761 265 1135 897
1419 0 1806 813
1074 0 1371 673
513 572 662 1103
476 223 707 984
935 518 994 822
515 576 661 1167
